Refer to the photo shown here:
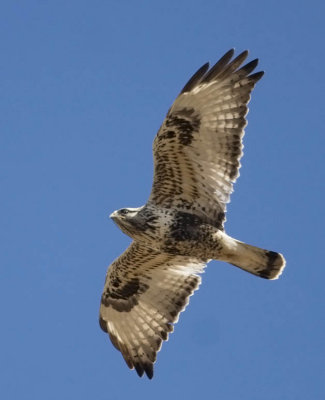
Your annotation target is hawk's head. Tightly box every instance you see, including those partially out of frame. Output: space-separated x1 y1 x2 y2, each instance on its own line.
110 207 144 237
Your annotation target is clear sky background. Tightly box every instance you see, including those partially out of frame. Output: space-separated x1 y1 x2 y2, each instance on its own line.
1 1 324 399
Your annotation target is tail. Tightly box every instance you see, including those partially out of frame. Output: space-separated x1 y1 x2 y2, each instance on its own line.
218 233 286 280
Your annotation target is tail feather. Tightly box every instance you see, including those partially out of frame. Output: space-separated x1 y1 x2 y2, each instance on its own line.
218 234 286 280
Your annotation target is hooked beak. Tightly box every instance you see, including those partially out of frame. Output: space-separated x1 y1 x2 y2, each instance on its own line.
109 211 118 219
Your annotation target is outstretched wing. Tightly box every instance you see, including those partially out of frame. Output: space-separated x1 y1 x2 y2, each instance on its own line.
99 242 206 379
149 49 264 227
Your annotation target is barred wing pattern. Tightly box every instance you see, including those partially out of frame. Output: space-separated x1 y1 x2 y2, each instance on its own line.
100 50 266 379
99 242 206 379
149 49 264 227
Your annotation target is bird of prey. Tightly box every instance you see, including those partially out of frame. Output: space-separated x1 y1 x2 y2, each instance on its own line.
99 49 286 379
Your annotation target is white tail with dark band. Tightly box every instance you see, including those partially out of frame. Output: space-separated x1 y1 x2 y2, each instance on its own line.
217 232 286 280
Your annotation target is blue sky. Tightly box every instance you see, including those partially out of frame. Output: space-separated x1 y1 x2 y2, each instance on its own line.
1 1 324 399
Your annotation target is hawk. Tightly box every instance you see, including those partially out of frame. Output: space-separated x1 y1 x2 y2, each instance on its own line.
99 49 286 379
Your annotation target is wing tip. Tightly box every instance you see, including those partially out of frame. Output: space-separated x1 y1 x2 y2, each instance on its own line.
134 361 154 379
180 62 210 94
250 70 264 82
180 48 263 94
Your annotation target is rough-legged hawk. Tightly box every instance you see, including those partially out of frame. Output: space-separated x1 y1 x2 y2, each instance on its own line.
99 49 286 379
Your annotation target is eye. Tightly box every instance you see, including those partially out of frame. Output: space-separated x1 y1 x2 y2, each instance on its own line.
120 209 129 216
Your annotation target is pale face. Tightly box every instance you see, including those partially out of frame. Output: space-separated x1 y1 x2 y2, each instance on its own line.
110 207 142 238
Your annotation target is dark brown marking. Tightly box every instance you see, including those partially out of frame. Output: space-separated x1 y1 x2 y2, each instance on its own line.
180 62 209 93
165 108 201 146
160 130 176 140
101 278 149 312
110 278 142 300
258 251 281 279
170 211 204 241
112 277 121 288
134 363 144 378
144 363 154 379
215 211 225 229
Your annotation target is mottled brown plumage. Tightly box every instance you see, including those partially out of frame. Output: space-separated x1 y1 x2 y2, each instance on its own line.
99 49 286 379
